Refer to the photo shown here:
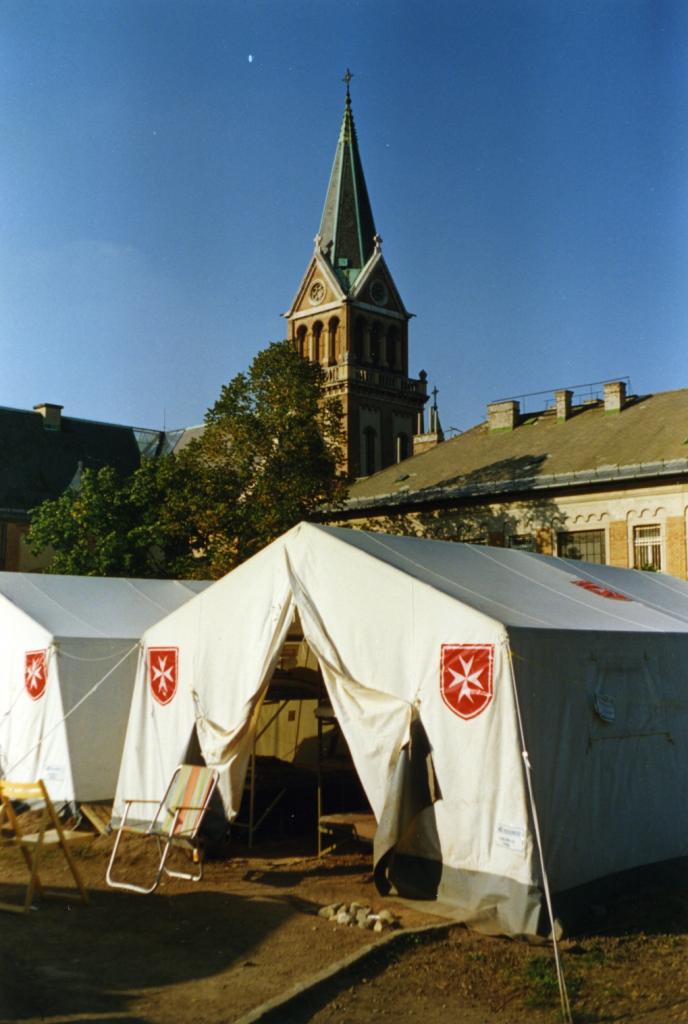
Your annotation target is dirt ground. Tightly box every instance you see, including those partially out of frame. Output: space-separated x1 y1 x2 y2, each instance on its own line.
1 828 688 1024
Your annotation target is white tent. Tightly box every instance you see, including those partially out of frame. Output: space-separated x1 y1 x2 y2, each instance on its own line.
0 573 209 805
114 523 688 934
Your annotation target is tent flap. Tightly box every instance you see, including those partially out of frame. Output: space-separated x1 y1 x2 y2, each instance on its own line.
193 591 297 816
374 710 442 900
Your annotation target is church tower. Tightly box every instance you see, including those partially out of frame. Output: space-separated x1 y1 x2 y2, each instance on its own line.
285 73 429 478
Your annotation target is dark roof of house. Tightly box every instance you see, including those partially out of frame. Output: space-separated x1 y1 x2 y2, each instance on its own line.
345 387 688 511
0 407 144 516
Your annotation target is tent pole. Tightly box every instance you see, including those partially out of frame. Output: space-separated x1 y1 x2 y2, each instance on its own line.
316 710 323 855
248 732 256 849
507 645 573 1024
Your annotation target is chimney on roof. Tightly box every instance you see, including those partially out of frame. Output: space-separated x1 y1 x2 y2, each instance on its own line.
34 403 63 430
555 388 573 421
487 399 519 432
603 380 626 414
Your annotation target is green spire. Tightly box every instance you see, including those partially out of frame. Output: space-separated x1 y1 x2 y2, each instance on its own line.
318 70 377 290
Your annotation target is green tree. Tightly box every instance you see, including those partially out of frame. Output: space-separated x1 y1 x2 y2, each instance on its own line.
178 339 346 576
27 456 190 577
28 340 346 578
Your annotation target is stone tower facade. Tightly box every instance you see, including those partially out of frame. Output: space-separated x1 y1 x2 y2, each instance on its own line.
285 76 430 479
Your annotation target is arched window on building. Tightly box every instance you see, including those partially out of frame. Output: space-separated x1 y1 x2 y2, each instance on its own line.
296 324 307 359
312 321 323 363
363 427 377 476
327 317 339 365
395 433 410 463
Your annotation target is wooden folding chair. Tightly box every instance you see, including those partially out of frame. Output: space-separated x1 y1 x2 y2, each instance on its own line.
106 764 219 895
0 779 90 913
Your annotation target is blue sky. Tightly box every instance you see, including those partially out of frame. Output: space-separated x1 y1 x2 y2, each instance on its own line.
1 0 686 435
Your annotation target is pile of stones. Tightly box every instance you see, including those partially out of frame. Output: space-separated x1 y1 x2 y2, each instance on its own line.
318 901 401 932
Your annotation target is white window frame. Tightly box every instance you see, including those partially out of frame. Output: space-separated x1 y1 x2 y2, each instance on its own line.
633 524 662 571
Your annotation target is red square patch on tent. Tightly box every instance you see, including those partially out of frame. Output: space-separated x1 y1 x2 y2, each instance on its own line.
149 648 178 706
440 644 494 720
25 650 47 701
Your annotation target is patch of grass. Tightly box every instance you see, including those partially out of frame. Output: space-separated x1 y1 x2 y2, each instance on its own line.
465 950 488 964
523 955 583 1009
579 943 605 965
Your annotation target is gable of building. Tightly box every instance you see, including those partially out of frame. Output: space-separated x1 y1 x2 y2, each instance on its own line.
349 248 410 320
285 251 347 321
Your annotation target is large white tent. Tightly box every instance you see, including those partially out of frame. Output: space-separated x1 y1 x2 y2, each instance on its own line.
0 573 209 805
114 524 688 935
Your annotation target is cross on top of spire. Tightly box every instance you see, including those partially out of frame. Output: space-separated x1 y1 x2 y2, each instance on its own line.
318 69 376 288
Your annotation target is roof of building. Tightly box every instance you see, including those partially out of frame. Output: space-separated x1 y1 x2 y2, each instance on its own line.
318 84 377 291
344 387 688 511
0 406 144 517
162 424 205 454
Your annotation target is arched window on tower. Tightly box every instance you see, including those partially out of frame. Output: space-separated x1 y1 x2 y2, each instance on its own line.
370 322 381 366
312 321 323 363
363 427 377 476
395 433 410 463
296 325 307 359
327 317 339 365
387 327 399 370
354 318 365 364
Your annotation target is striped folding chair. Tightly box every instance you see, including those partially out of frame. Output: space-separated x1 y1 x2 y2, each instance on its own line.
106 764 219 895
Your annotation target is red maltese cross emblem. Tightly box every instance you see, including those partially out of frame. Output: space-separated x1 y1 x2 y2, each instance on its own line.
25 650 47 701
572 580 631 601
440 644 494 720
149 648 178 706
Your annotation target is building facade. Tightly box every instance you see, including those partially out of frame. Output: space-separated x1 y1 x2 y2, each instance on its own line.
331 380 688 580
284 76 436 479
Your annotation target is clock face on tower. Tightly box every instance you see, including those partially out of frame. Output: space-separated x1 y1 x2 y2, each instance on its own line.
369 280 388 306
309 280 326 305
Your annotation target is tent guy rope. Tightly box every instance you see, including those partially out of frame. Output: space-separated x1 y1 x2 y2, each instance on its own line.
54 644 139 663
5 642 141 776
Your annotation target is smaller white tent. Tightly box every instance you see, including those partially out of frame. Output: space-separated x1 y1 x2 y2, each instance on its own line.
0 573 209 805
115 524 688 935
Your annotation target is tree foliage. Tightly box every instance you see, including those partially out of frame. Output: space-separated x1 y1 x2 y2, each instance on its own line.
176 339 346 575
28 341 346 578
27 457 191 577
